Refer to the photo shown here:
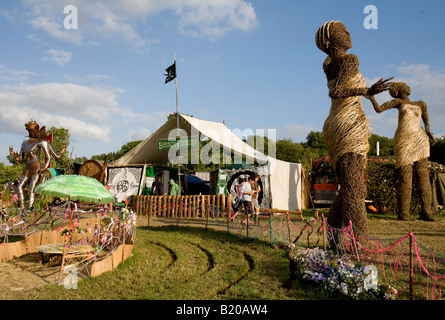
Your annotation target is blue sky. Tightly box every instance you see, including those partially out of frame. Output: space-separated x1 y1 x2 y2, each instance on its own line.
0 0 444 164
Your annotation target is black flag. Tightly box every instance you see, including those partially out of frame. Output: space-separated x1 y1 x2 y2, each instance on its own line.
164 62 176 84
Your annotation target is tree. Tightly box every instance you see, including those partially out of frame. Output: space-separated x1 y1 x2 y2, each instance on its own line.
276 139 304 163
431 136 445 165
115 141 142 160
47 126 71 168
0 162 24 186
305 131 326 150
368 134 394 156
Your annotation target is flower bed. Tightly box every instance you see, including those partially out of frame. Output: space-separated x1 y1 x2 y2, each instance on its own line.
289 247 397 300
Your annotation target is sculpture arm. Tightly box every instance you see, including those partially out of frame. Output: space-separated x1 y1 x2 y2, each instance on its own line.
48 143 68 160
417 100 435 140
9 147 22 163
366 96 400 113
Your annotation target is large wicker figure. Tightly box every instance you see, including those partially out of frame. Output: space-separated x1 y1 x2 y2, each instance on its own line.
366 82 434 221
315 21 391 233
9 120 67 209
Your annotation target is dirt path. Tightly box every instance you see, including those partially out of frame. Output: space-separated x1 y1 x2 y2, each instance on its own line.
0 253 60 299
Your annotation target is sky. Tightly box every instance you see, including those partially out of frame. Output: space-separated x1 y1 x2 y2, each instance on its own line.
0 0 444 165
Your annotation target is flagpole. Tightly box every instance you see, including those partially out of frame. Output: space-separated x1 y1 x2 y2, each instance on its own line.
174 52 181 196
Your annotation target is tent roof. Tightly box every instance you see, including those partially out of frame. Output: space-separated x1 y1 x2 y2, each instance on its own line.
113 114 269 166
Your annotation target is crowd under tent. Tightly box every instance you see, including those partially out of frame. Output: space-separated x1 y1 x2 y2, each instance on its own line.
112 114 302 211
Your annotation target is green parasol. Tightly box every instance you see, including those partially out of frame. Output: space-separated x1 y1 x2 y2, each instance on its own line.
35 174 114 204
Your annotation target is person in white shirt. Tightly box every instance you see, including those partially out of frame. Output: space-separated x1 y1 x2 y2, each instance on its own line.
240 178 258 224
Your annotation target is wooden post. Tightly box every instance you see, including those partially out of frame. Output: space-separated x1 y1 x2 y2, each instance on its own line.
269 211 273 246
157 196 162 217
215 194 221 218
246 210 249 238
286 212 292 243
227 195 232 220
349 221 360 262
201 195 205 218
148 196 152 226
205 198 209 229
221 195 226 220
211 195 215 219
322 214 326 250
162 196 166 217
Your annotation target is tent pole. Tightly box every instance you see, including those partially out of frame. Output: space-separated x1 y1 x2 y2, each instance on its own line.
175 52 181 196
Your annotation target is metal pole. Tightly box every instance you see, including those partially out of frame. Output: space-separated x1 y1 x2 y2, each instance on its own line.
174 52 181 196
409 231 413 300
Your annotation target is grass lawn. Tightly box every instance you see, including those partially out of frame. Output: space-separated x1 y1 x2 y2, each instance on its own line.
7 223 327 300
3 209 445 301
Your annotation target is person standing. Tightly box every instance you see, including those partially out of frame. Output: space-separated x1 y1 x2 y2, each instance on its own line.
168 179 180 196
240 177 257 224
249 174 261 218
150 176 163 195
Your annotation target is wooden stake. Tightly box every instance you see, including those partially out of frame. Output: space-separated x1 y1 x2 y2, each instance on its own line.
286 212 292 243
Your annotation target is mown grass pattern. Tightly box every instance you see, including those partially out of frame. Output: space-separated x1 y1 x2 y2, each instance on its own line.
8 225 325 300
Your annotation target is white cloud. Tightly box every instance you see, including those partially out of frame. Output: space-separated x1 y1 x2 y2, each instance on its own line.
42 49 72 65
0 65 37 82
18 0 258 49
0 75 172 161
0 81 124 141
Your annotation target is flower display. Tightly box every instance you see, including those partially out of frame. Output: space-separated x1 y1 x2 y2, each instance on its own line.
290 247 397 300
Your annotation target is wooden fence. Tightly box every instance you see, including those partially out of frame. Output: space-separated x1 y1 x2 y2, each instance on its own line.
130 195 232 218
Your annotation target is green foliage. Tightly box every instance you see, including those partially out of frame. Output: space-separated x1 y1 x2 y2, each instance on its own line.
0 162 24 186
304 131 326 150
431 136 445 165
365 160 421 215
368 134 394 156
275 131 328 170
47 126 71 169
365 161 398 214
115 140 142 160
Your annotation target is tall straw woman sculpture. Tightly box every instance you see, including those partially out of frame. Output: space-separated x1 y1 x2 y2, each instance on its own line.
315 21 392 233
366 82 434 221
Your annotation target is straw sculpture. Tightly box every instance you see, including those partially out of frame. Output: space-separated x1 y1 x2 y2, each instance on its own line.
366 82 435 221
9 120 67 208
315 21 392 233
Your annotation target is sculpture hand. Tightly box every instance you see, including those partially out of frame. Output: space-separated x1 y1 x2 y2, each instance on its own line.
368 77 393 96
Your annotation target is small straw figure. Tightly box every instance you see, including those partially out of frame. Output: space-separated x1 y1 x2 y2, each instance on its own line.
315 21 392 233
366 82 435 221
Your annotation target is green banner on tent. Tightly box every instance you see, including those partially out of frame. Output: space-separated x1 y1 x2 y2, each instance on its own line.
158 137 199 150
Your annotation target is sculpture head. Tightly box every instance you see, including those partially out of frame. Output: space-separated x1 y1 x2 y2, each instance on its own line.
25 119 47 140
389 82 411 99
316 21 352 56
